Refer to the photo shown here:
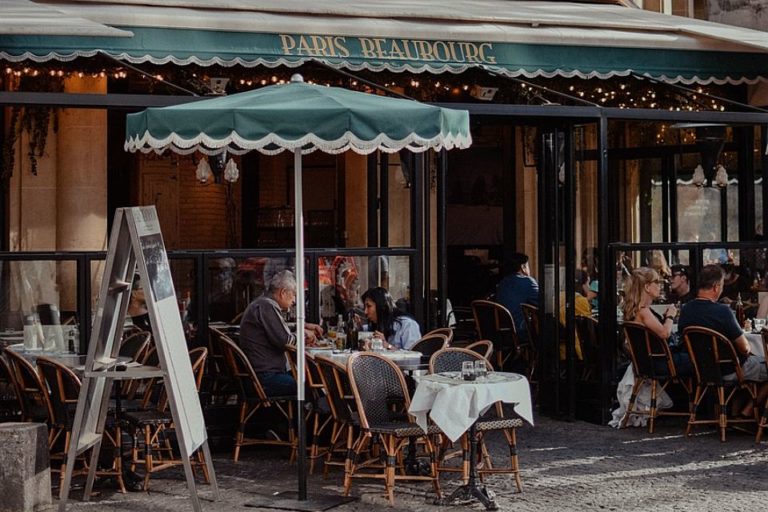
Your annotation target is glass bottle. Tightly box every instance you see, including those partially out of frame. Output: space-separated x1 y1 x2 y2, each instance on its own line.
736 293 745 327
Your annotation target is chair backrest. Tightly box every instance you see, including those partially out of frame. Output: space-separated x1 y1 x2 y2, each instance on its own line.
36 356 81 428
575 316 600 363
285 345 324 400
315 355 355 423
424 327 454 346
762 329 768 373
4 348 51 422
0 353 22 417
429 347 491 374
464 339 493 360
347 353 409 429
472 299 519 353
218 335 269 402
149 347 208 412
622 321 676 379
410 333 449 360
520 303 540 348
119 330 151 362
683 326 744 385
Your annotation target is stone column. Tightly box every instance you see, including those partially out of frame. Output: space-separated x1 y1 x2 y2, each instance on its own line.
56 75 108 311
0 422 51 512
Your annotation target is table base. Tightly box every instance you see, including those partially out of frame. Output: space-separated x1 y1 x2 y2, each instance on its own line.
433 422 499 511
435 482 498 510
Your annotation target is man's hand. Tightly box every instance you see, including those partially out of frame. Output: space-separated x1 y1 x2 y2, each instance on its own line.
306 322 324 337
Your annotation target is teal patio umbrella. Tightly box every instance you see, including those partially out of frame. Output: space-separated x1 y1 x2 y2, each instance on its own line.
125 74 471 504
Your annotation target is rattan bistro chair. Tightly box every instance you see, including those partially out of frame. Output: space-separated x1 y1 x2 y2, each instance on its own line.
285 345 332 473
125 347 210 491
621 322 692 433
472 300 524 371
683 326 758 442
314 355 359 478
345 353 442 505
757 329 768 443
3 347 51 424
218 336 296 461
410 333 449 363
424 328 454 346
465 340 493 361
429 347 524 492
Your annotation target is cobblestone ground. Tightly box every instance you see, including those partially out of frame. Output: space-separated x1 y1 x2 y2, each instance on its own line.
51 415 768 512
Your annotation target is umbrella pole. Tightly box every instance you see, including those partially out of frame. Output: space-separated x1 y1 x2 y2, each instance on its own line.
294 149 308 501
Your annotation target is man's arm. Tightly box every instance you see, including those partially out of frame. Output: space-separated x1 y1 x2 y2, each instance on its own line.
733 334 751 356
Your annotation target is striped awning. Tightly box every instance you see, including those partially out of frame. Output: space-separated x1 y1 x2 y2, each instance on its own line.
3 1 768 85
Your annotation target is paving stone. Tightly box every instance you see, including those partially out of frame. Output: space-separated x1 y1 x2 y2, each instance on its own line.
46 415 768 512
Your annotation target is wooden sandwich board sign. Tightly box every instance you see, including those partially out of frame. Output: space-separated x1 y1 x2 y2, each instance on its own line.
59 206 218 512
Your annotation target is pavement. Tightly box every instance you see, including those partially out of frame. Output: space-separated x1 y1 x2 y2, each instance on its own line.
48 413 768 512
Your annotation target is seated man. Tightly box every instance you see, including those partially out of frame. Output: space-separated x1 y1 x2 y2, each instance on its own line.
238 270 323 397
678 265 768 402
669 264 695 304
496 252 539 343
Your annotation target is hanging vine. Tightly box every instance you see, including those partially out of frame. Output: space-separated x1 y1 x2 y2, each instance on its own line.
1 73 62 182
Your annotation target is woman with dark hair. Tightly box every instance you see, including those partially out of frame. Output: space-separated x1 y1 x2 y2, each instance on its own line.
361 287 421 350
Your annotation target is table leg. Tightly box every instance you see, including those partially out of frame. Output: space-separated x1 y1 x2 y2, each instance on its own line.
435 422 499 511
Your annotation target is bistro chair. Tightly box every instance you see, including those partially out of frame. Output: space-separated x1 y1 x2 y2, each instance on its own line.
575 316 600 380
285 345 332 472
410 333 450 363
472 300 531 375
621 322 692 433
125 347 210 491
3 347 51 424
757 329 768 443
683 326 758 442
37 356 125 495
118 330 151 399
0 353 22 422
207 326 239 404
465 339 493 361
314 355 359 479
424 327 454 346
429 347 524 492
345 352 442 505
218 336 296 462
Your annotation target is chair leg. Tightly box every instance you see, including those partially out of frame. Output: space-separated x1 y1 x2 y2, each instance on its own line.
507 428 522 493
343 433 367 497
384 436 396 505
717 386 728 442
756 397 768 443
622 378 643 428
648 379 658 434
233 402 247 462
143 425 152 491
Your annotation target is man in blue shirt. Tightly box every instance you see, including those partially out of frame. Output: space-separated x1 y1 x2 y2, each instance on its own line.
496 252 539 342
679 264 767 384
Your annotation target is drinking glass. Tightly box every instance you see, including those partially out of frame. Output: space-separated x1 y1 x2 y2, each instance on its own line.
754 318 766 332
371 338 384 352
462 361 476 381
474 360 488 380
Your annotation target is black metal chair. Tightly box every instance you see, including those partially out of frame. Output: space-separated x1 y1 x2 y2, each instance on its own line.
345 352 442 505
125 347 210 490
621 322 692 433
218 336 296 461
682 326 757 442
429 347 524 492
314 355 359 479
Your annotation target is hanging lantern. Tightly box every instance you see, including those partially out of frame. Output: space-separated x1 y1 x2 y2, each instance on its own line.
224 158 240 183
692 164 706 187
715 164 728 187
195 157 212 183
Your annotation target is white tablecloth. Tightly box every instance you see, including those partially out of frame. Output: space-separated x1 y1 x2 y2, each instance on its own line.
408 372 533 442
309 348 422 367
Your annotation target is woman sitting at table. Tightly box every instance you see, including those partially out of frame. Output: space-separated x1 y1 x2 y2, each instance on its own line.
622 267 691 377
361 287 421 350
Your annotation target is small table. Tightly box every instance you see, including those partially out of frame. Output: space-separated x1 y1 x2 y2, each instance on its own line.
409 372 533 511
